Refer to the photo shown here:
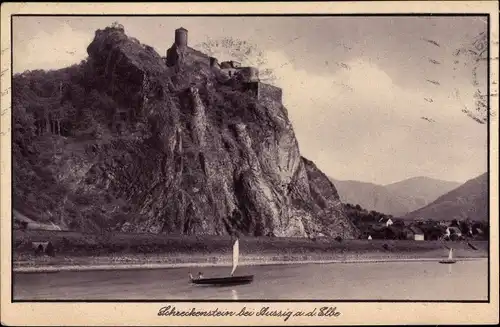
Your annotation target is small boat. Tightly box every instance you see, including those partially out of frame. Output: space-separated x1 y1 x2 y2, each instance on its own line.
439 248 457 264
190 275 254 286
189 238 254 286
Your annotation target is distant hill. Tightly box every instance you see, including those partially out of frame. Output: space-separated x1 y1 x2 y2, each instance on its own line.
385 176 461 212
330 176 462 216
330 179 408 216
403 173 488 221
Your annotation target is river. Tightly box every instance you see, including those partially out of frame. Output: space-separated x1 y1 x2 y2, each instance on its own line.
13 259 488 301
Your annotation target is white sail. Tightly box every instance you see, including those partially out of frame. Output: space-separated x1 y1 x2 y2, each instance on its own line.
448 248 453 260
231 239 239 276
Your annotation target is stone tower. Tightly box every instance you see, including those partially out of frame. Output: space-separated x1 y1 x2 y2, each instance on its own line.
247 67 259 82
174 27 188 47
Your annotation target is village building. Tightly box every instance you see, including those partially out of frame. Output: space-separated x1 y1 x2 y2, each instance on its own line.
378 217 394 227
445 226 462 239
408 226 425 241
32 241 56 257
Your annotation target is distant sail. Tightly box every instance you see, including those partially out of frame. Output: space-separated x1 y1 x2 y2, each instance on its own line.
231 239 239 276
448 248 453 260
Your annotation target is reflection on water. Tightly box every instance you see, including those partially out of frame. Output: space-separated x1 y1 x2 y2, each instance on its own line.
13 259 488 301
231 289 239 300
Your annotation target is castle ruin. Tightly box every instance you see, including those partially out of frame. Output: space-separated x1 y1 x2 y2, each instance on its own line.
165 27 282 104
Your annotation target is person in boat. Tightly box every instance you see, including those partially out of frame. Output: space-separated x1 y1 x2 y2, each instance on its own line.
188 272 204 280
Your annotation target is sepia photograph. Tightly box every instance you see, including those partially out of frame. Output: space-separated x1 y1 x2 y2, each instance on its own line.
1 1 499 326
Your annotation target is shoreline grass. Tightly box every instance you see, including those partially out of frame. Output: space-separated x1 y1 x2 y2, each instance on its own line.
13 233 488 273
14 256 487 273
13 229 488 273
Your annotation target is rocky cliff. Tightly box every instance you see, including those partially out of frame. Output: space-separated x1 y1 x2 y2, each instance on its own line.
12 25 358 238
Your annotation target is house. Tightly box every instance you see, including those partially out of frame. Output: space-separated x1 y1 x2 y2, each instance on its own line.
446 226 462 237
445 226 463 240
403 227 413 240
32 241 56 257
409 226 425 241
419 223 446 240
378 217 394 227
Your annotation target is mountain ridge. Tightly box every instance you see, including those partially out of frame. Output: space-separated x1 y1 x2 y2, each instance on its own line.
330 176 463 216
385 176 462 211
402 172 488 221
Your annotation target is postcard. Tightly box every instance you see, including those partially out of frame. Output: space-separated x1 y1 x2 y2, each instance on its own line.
1 1 498 326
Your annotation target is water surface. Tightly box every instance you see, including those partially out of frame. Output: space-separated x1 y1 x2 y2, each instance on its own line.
13 259 488 301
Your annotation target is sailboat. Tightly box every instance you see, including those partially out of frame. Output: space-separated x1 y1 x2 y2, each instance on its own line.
189 238 254 286
439 248 457 264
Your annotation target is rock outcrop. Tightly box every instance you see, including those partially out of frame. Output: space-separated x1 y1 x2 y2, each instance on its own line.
12 25 359 238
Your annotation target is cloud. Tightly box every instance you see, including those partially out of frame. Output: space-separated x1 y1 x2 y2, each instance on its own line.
13 23 92 73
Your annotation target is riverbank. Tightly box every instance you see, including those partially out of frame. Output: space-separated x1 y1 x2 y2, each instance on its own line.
14 254 487 273
13 230 488 273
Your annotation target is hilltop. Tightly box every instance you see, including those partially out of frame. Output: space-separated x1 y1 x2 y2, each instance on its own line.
12 24 358 238
403 173 488 221
330 178 408 216
330 176 461 216
385 176 461 212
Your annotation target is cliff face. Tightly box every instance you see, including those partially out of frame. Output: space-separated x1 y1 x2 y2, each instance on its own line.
12 26 358 238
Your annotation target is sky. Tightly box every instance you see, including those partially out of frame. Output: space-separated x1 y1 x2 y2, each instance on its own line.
12 16 489 185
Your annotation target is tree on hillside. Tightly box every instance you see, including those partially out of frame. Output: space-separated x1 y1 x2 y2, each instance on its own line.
459 220 472 236
195 37 277 84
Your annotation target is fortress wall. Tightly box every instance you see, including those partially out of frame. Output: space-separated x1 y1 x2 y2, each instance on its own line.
185 49 211 66
238 67 259 82
165 45 211 67
221 68 239 78
244 82 259 97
